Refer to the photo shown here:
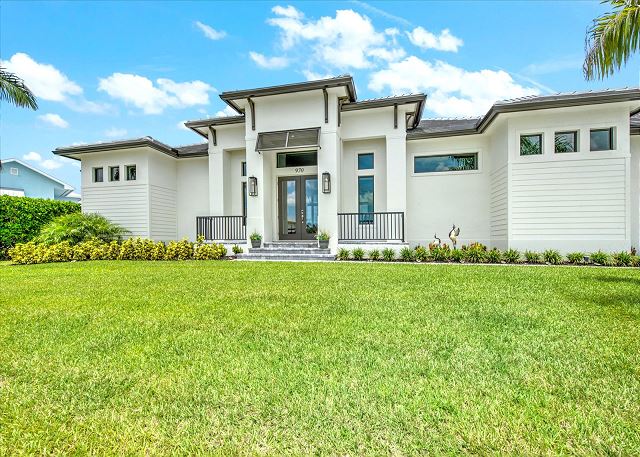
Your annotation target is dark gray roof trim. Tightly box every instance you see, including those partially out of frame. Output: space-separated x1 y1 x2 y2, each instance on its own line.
408 88 640 140
220 75 357 113
341 94 426 129
631 113 640 135
184 115 246 128
54 137 208 159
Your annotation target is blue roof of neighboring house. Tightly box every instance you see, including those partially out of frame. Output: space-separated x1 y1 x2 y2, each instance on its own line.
0 158 80 202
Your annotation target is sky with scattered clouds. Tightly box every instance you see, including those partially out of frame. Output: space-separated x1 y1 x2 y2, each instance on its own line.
1 1 638 190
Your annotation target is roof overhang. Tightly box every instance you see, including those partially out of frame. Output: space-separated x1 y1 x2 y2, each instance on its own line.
54 137 178 160
219 75 357 114
341 94 426 129
184 115 246 139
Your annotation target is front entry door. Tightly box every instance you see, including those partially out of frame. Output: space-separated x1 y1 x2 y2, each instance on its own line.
278 176 318 240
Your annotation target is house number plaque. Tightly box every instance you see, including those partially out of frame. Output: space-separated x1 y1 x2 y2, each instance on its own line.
294 168 304 173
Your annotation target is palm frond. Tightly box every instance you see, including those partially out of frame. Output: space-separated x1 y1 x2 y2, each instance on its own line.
0 67 38 109
584 0 640 80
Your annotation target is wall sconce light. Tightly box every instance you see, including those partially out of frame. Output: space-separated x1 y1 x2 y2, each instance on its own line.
248 176 258 196
322 172 331 194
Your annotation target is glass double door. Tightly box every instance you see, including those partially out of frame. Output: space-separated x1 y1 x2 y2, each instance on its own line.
278 175 318 240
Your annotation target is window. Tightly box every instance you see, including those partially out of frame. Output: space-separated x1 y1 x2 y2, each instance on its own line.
241 161 246 176
590 128 614 151
125 165 136 181
93 167 104 183
520 134 543 155
358 176 374 223
358 153 374 170
276 151 317 168
242 182 248 222
414 153 478 174
10 167 19 176
555 131 578 153
109 166 120 181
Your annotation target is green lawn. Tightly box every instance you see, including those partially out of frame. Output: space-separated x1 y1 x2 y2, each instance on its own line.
1 261 639 455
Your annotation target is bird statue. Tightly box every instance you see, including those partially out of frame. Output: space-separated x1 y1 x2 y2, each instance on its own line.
432 234 441 247
449 224 460 249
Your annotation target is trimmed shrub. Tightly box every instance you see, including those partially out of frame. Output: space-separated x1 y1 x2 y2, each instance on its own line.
36 212 128 246
352 247 365 261
487 248 502 263
0 195 80 257
502 249 520 264
166 239 194 261
524 251 542 264
151 241 167 260
566 252 585 265
543 249 563 265
232 245 243 255
194 242 226 260
632 256 640 268
43 241 73 263
612 251 632 267
590 250 610 266
415 245 429 262
399 246 415 262
382 248 395 262
450 249 464 262
134 238 155 260
463 246 487 263
368 249 380 261
337 248 350 260
118 238 137 260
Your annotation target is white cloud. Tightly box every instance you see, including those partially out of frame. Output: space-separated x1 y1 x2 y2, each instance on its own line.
104 127 127 138
98 73 214 114
195 21 227 40
267 6 403 70
177 121 189 131
302 70 335 81
215 106 238 117
38 113 69 128
249 52 289 69
40 159 63 170
23 151 42 162
523 56 582 76
369 56 539 117
406 27 463 52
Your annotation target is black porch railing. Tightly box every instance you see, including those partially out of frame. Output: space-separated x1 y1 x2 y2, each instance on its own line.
196 216 246 241
338 212 404 241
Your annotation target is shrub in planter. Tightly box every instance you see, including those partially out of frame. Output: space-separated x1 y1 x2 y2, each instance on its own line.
415 245 429 262
502 249 520 264
352 247 365 261
463 246 487 263
566 252 585 265
337 248 350 260
36 212 128 246
382 248 395 262
232 245 243 255
613 251 632 267
250 232 262 248
151 241 167 260
524 251 542 264
450 249 464 262
368 248 380 261
543 249 563 265
400 246 415 262
487 248 502 264
316 231 330 249
590 250 610 266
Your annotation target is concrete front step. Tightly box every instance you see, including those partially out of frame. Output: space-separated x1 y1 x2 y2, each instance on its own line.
263 241 319 248
249 247 330 254
237 253 335 262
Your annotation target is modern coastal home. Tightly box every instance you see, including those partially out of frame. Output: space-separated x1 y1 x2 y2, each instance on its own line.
0 158 80 202
54 75 640 255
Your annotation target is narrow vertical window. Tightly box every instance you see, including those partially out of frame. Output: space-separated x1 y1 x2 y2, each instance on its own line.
109 166 120 181
125 165 136 181
241 161 247 176
358 176 374 224
241 182 247 224
93 167 104 183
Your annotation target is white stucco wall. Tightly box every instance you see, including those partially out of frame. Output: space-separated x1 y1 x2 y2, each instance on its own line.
177 157 209 240
340 138 387 213
631 135 640 251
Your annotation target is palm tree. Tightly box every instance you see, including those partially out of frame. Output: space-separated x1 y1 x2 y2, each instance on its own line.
584 0 640 80
0 67 38 109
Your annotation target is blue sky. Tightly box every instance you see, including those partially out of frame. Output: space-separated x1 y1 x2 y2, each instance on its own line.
1 1 638 190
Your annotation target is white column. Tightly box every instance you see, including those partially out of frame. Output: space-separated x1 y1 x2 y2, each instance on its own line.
208 130 226 216
245 136 273 242
386 133 407 239
318 129 340 252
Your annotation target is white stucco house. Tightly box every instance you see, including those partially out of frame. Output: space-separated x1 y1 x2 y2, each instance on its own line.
54 75 640 255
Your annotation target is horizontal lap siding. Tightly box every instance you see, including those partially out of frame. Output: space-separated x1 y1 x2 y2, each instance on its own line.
490 165 508 241
150 185 177 240
82 184 149 237
511 158 626 239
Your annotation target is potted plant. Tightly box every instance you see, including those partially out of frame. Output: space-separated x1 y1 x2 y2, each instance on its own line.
250 231 262 248
316 230 330 249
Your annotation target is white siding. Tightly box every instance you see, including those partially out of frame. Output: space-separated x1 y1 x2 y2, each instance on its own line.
629 135 639 250
149 185 177 240
490 165 508 245
82 184 149 237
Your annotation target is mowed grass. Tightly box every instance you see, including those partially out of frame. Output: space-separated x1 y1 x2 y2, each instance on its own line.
1 261 639 455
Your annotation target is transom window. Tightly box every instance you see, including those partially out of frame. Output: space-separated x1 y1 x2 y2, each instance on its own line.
109 166 120 181
520 134 543 155
590 128 614 151
414 153 478 174
93 167 104 183
555 131 578 153
276 151 317 168
358 153 374 170
125 165 136 181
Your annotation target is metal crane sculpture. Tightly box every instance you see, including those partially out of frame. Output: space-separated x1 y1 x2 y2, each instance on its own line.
432 234 441 247
449 224 460 249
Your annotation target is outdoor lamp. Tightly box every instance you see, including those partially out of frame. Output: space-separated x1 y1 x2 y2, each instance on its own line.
322 172 331 194
248 176 258 196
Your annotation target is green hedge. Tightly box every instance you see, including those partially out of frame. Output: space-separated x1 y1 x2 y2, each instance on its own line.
0 196 81 256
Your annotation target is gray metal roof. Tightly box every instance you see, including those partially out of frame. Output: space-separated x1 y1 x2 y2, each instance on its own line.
408 118 481 138
54 137 208 159
631 113 640 135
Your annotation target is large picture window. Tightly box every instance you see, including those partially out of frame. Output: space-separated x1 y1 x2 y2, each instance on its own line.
276 151 317 168
520 134 543 155
414 153 478 174
590 128 614 151
358 176 374 223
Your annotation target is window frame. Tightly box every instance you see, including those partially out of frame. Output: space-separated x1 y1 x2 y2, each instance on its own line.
276 150 318 169
520 133 543 156
93 167 104 183
241 161 247 177
9 167 19 176
590 127 615 151
109 165 120 182
357 175 374 224
125 164 137 181
412 152 480 175
554 131 578 154
357 152 374 170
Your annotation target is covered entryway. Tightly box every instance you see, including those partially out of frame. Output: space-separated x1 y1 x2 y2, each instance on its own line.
277 175 318 240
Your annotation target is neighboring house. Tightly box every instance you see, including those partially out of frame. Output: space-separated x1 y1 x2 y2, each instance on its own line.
54 75 640 253
0 158 80 202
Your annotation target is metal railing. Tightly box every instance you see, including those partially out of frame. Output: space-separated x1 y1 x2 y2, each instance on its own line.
338 212 404 241
196 216 246 241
